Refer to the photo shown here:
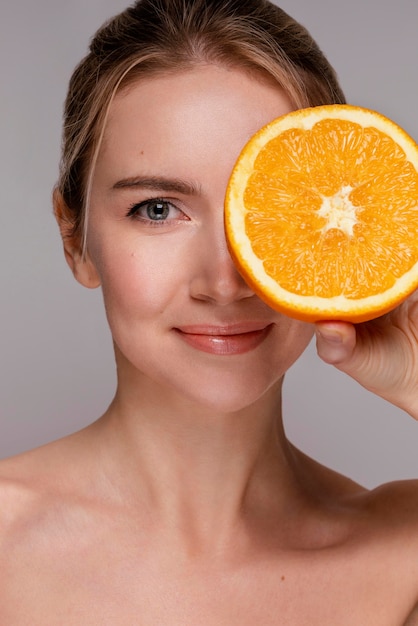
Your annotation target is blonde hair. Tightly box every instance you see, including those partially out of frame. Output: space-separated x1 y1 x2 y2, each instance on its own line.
55 0 345 249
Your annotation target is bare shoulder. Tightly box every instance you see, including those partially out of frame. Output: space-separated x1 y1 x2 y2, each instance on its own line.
313 464 418 617
0 445 65 543
378 486 418 626
0 431 101 557
0 448 56 589
298 447 418 553
0 450 49 529
348 477 418 604
363 478 418 529
296 444 418 530
0 436 115 622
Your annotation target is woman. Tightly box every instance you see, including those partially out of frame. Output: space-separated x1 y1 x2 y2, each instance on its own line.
1 0 418 622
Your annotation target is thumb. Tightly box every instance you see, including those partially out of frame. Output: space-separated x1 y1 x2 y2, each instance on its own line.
315 321 357 366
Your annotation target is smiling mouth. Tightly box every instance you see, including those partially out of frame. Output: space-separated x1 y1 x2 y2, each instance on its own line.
174 324 273 356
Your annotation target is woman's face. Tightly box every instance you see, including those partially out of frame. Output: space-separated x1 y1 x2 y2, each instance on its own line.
76 65 314 411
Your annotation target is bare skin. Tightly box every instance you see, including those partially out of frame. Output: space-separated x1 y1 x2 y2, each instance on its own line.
1 65 418 624
1 414 418 625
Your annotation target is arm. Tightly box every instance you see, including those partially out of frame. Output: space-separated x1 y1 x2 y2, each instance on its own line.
315 289 418 419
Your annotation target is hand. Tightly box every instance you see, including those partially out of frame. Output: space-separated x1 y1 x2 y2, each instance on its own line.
315 289 418 419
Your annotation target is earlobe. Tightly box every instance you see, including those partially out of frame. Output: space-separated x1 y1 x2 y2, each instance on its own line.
52 187 101 289
70 249 101 290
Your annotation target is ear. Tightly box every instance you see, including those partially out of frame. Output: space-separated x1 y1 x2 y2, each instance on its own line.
53 187 101 289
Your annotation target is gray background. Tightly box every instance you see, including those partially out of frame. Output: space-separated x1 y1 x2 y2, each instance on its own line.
1 0 417 488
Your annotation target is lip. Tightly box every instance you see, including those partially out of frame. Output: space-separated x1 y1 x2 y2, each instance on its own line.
174 323 273 356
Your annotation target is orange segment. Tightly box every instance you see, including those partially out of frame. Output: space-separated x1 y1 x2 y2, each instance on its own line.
225 105 418 322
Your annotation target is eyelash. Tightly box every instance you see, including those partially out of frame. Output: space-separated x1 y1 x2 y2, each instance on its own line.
126 198 187 225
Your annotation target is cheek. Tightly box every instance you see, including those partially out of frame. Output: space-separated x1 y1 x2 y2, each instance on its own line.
90 238 186 319
273 318 314 368
295 323 314 359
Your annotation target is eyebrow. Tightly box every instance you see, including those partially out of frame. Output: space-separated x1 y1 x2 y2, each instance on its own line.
112 175 201 196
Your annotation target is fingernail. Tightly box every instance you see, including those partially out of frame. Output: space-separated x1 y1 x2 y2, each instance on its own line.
316 327 343 344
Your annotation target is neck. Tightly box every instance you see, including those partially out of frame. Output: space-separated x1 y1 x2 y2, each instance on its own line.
91 375 304 556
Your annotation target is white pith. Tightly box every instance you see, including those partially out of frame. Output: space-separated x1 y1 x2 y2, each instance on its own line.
318 185 357 236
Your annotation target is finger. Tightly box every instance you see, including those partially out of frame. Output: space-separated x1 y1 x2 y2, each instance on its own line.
315 321 357 366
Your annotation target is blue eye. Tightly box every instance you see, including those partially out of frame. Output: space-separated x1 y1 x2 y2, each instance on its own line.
127 199 172 221
145 200 170 220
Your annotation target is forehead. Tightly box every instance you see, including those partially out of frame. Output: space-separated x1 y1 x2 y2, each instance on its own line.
97 65 294 188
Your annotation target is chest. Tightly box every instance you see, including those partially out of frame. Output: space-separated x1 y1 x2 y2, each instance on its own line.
1 544 416 625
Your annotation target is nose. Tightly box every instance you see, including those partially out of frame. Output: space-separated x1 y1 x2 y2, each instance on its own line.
189 215 254 305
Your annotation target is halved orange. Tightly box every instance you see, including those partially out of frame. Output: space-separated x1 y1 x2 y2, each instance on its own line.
225 104 418 322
